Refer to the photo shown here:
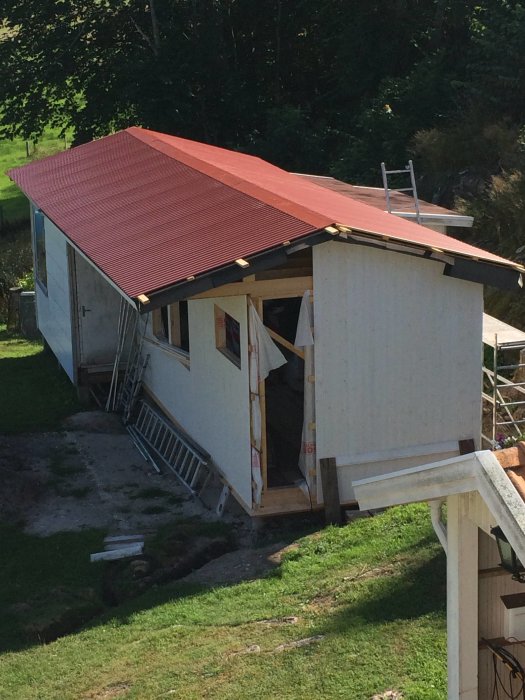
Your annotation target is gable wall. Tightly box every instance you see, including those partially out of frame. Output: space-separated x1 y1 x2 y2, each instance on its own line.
313 241 483 502
142 295 252 508
34 213 75 381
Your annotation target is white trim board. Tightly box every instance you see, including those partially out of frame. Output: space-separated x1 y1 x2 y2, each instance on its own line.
336 440 460 468
352 449 525 566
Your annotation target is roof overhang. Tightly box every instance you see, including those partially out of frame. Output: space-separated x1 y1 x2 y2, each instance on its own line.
352 450 525 566
140 223 523 312
483 313 525 348
390 211 474 228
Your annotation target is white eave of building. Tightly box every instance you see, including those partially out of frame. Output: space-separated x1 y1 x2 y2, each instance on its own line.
352 450 525 565
391 211 474 228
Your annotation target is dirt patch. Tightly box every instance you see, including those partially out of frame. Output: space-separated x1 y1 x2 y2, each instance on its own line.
182 541 297 586
0 411 250 538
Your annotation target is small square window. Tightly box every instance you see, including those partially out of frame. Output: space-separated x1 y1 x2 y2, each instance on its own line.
215 306 241 368
34 209 47 291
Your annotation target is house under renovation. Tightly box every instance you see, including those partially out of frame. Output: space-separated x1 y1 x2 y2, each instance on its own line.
9 127 524 516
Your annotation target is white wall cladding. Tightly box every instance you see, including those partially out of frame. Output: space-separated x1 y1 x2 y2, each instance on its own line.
35 216 75 381
143 295 252 507
74 252 123 365
313 242 484 502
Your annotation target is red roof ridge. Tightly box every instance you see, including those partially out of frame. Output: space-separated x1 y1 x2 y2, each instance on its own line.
126 128 518 269
125 127 330 229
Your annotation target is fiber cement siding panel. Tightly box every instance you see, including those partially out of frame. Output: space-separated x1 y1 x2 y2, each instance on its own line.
35 216 75 381
313 242 483 502
143 295 252 507
74 253 124 365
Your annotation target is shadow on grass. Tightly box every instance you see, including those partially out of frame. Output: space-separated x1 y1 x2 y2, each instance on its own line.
0 348 81 433
324 549 446 636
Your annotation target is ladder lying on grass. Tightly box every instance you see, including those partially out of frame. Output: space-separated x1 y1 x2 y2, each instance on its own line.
128 399 212 496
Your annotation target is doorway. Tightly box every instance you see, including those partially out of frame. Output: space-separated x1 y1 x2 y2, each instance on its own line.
263 297 304 487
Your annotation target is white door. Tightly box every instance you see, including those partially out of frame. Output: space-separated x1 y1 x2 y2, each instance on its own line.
74 252 124 365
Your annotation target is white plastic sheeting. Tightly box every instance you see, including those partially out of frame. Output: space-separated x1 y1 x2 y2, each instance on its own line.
248 301 286 505
295 290 316 494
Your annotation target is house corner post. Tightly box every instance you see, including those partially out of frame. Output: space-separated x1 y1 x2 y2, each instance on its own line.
447 493 478 700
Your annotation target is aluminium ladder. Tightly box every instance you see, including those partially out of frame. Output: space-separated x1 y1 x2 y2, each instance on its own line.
129 399 212 496
381 159 422 224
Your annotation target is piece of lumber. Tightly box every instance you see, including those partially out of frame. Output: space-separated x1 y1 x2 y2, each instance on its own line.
320 457 342 525
90 543 144 562
265 327 305 359
459 438 476 455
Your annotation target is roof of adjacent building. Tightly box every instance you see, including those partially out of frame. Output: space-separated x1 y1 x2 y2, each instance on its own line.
297 174 474 227
495 444 525 503
8 127 521 302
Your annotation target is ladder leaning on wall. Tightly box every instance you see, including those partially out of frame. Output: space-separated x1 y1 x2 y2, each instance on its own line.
105 297 149 420
381 159 422 224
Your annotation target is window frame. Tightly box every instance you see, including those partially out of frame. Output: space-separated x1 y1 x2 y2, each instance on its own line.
33 208 48 294
214 305 241 369
151 301 190 365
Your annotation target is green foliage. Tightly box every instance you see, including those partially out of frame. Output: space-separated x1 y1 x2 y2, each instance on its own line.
17 269 34 290
0 230 32 319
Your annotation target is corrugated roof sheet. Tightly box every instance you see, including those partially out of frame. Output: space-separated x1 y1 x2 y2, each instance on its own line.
8 127 520 299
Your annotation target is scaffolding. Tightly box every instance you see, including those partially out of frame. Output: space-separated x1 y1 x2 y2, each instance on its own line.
482 313 525 447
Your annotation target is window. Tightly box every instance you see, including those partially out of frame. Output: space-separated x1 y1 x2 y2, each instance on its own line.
34 209 47 291
152 301 189 353
215 305 241 368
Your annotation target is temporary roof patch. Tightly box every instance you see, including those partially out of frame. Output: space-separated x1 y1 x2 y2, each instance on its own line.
8 127 522 302
297 174 474 228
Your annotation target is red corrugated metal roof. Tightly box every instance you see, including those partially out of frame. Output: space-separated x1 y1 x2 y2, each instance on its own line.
8 127 519 299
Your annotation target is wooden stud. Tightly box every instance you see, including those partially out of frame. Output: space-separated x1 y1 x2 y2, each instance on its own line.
266 326 305 359
324 226 339 235
459 438 476 455
190 276 313 300
320 457 342 525
137 293 150 304
256 297 268 493
169 302 182 347
235 258 250 268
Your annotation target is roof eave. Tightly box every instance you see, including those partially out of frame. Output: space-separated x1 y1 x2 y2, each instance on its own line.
138 227 334 312
391 211 474 228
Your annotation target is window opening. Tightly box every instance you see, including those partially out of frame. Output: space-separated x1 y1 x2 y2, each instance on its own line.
153 301 189 353
215 306 241 368
34 209 47 291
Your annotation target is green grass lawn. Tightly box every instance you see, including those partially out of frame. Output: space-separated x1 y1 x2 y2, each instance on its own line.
0 325 81 432
0 325 447 699
0 505 447 700
0 129 70 222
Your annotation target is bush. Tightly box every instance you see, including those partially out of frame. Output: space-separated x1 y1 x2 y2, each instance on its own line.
0 227 32 321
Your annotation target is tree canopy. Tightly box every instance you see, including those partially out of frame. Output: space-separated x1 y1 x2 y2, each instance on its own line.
2 1 525 235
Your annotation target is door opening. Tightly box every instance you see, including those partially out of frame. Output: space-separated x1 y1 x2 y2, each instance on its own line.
263 298 304 487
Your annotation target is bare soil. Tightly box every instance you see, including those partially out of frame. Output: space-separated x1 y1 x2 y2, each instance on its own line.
0 411 249 538
0 411 301 592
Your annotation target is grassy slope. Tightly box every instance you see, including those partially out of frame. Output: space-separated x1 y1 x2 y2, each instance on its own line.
0 130 69 222
0 505 447 700
0 325 80 432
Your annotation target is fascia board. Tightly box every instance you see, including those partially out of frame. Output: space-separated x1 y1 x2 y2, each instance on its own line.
476 452 525 565
352 453 480 510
